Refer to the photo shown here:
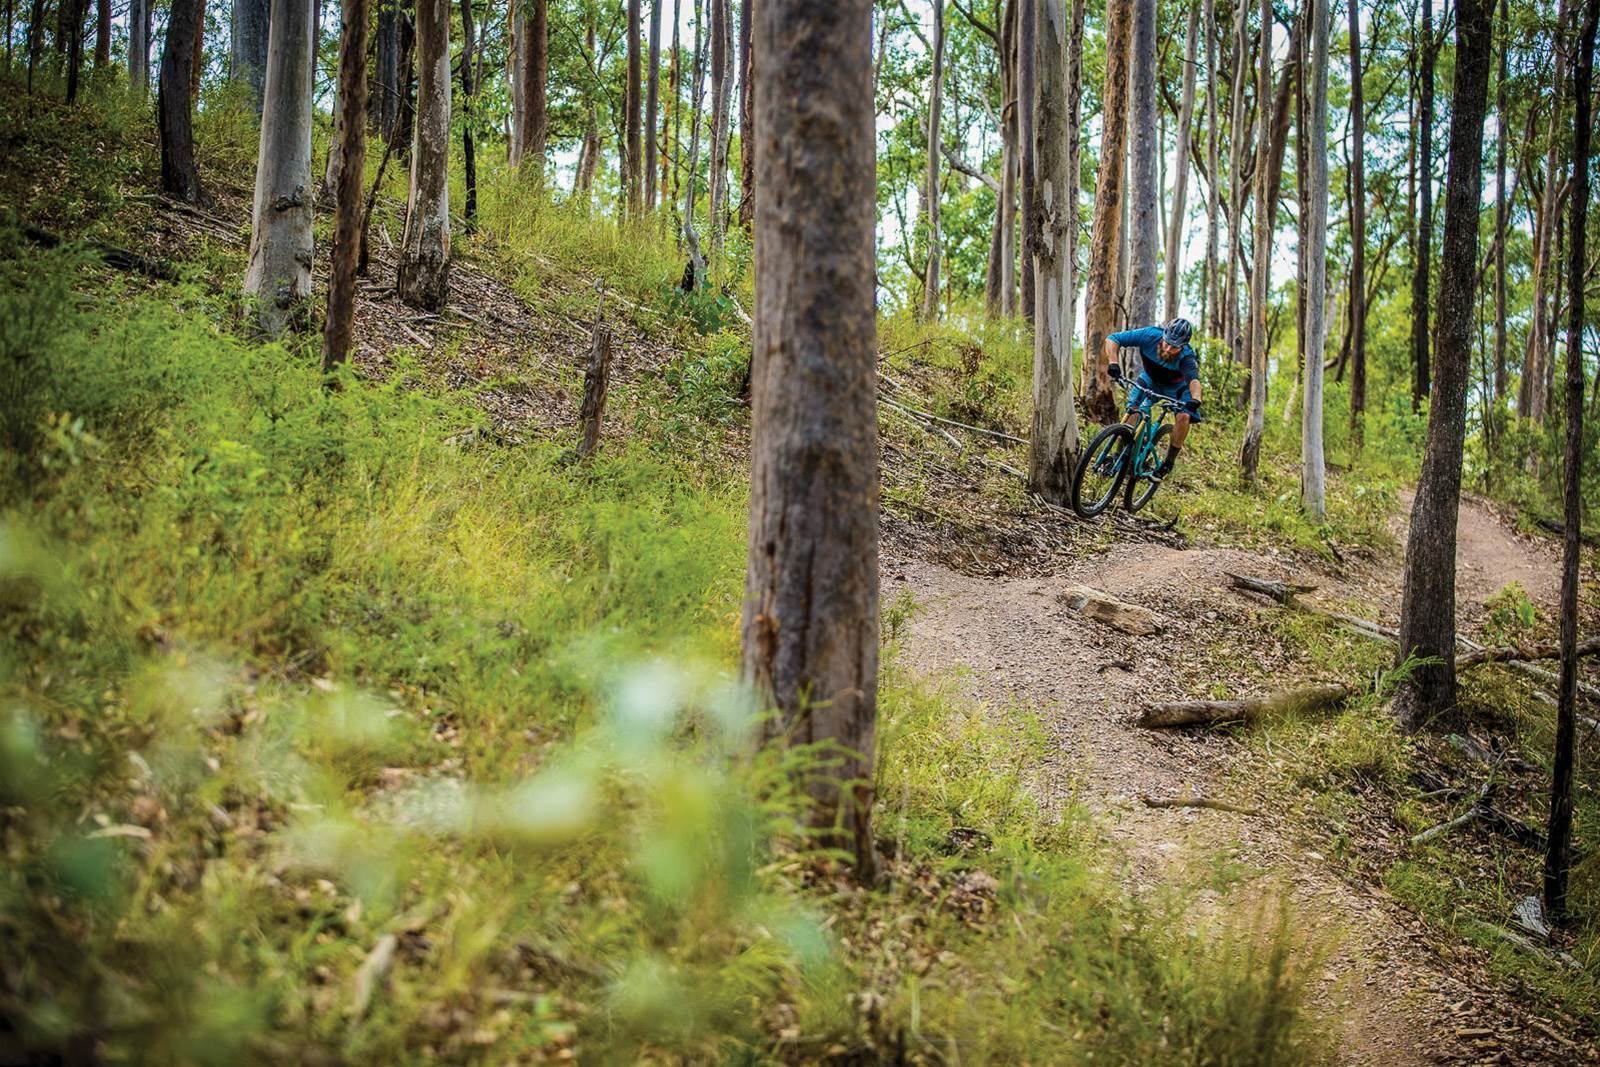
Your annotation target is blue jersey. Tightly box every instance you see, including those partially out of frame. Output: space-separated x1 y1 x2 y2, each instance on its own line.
1108 326 1199 390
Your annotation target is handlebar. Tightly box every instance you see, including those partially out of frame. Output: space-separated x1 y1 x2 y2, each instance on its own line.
1116 376 1194 415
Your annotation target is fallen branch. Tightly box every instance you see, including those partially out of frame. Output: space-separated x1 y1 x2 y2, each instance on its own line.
1226 571 1319 608
1140 793 1261 815
1137 684 1354 728
21 224 181 281
1410 806 1483 846
876 392 1029 445
1456 635 1600 669
1529 514 1600 548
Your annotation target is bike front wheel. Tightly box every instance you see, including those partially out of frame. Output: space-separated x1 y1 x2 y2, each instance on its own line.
1124 424 1173 513
1071 423 1135 518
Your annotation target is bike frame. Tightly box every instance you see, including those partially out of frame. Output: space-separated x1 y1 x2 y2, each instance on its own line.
1122 380 1186 477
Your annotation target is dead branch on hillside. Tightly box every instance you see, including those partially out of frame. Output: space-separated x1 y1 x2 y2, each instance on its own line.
1137 684 1354 728
1456 636 1600 668
1139 793 1261 815
22 224 181 281
1225 571 1318 607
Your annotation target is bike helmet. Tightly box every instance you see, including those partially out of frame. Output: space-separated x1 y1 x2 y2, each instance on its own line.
1162 317 1194 347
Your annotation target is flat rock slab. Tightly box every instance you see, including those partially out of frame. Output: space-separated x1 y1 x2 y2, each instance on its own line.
1058 585 1164 635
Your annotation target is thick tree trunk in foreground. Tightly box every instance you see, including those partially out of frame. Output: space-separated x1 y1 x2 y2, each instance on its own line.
158 0 206 204
1348 0 1367 441
1164 1 1199 323
1127 0 1158 324
323 0 371 372
744 0 880 880
1083 0 1130 424
1027 0 1081 503
1016 0 1036 324
244 0 315 335
396 0 450 311
1239 0 1271 481
1411 0 1435 410
230 0 268 110
1300 0 1329 518
1393 0 1492 730
1223 0 1249 361
1544 0 1596 925
920 0 945 323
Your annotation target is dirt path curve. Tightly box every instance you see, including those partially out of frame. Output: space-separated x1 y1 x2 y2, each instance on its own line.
888 497 1567 1066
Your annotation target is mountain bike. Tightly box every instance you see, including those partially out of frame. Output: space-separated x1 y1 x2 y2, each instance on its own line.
1070 378 1194 519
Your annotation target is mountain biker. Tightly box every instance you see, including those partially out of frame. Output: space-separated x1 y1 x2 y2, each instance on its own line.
1102 317 1203 480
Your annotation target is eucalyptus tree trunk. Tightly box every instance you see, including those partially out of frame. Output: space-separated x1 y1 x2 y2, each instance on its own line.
737 0 753 228
625 0 642 214
517 0 548 174
507 0 522 163
92 0 106 67
374 2 401 138
1545 0 1596 923
158 0 206 203
1521 0 1570 423
1164 1 1199 322
1127 0 1158 324
997 0 1018 317
1224 0 1249 362
669 0 683 234
744 0 880 882
1300 0 1329 518
920 0 945 323
708 0 732 265
1393 0 1492 731
1028 0 1081 502
1017 0 1036 324
1202 0 1218 334
576 11 599 201
323 0 371 372
230 0 268 110
1492 0 1509 401
645 0 662 212
244 0 314 335
682 0 707 284
1348 0 1367 441
1411 0 1435 410
1239 0 1271 481
1083 0 1130 424
396 0 451 311
129 0 149 88
459 0 477 230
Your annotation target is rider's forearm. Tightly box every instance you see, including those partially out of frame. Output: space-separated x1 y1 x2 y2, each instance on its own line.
1102 337 1120 370
1190 380 1201 401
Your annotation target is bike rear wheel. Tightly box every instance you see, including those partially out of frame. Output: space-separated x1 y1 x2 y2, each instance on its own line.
1124 424 1173 513
1071 423 1134 518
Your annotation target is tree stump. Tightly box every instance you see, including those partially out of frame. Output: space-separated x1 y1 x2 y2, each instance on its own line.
576 317 613 461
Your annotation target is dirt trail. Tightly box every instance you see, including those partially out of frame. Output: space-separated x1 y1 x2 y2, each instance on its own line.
888 497 1570 1065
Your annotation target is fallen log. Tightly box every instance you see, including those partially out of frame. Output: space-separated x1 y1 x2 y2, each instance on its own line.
1137 683 1355 728
21 224 180 281
1225 571 1318 608
1456 635 1600 669
1139 793 1261 815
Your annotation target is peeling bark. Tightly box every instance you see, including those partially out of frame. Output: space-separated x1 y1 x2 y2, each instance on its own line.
1083 0 1130 424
